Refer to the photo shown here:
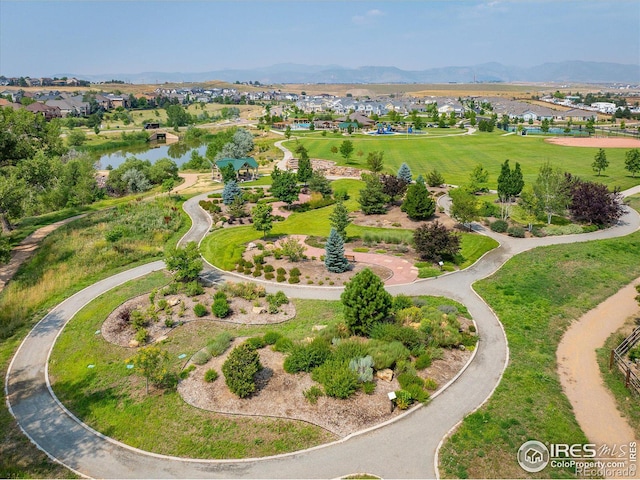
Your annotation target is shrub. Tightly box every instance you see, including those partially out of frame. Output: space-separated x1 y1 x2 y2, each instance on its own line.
265 272 275 280
348 356 374 382
184 281 204 297
507 226 526 238
424 378 438 391
397 372 424 390
478 200 499 217
393 294 414 312
276 267 286 275
206 332 234 356
263 331 282 345
281 237 306 262
312 360 359 399
273 336 294 353
276 274 286 282
212 297 230 318
366 340 410 370
394 389 413 410
288 276 300 284
406 384 429 404
283 338 332 373
438 304 458 315
246 336 266 349
289 267 301 277
193 303 207 317
415 352 433 370
264 264 275 273
135 328 149 344
490 220 508 233
370 322 425 354
131 309 147 330
179 364 196 379
332 339 369 363
204 369 219 382
303 385 324 405
362 381 376 394
213 291 227 301
222 343 263 398
192 349 212 365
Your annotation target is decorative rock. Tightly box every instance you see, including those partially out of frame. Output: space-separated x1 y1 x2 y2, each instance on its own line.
168 298 180 307
459 344 466 351
264 243 276 251
312 325 327 332
247 242 257 250
155 335 168 343
252 306 266 314
376 368 394 382
128 340 140 348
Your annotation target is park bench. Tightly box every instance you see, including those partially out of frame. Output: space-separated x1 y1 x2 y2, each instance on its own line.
345 254 356 263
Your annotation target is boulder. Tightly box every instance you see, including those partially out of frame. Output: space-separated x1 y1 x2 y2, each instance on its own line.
312 325 327 332
155 335 168 343
128 339 140 348
376 368 394 382
168 297 180 307
252 306 266 314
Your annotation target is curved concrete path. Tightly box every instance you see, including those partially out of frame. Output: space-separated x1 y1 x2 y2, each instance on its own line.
6 186 640 478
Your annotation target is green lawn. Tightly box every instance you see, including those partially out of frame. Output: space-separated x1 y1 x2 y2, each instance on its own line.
289 132 640 190
439 230 640 479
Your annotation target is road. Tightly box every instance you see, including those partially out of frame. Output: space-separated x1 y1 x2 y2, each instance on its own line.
5 186 640 479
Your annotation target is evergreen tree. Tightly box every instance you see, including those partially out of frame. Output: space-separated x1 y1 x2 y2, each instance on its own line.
397 162 413 183
222 179 243 205
401 181 435 220
308 170 333 197
425 169 445 187
358 173 389 215
329 201 351 240
341 268 392 336
220 164 237 183
324 228 350 273
592 148 609 176
296 144 313 184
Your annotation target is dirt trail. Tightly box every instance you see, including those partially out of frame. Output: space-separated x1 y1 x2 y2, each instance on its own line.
557 279 640 449
0 214 86 292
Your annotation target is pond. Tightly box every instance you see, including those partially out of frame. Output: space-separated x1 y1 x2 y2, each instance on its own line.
97 141 208 170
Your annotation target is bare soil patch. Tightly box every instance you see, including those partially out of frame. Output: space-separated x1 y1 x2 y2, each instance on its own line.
101 286 296 348
178 338 472 437
545 136 640 148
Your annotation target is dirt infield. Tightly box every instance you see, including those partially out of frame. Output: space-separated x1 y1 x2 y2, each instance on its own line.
545 136 640 148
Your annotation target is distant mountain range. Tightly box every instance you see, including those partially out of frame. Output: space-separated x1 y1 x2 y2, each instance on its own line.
55 61 640 85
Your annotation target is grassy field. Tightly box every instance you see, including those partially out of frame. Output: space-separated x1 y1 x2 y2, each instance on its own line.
439 230 640 479
49 272 339 458
290 131 640 190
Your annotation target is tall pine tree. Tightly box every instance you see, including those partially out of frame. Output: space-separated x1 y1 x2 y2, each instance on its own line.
296 144 313 185
401 181 435 220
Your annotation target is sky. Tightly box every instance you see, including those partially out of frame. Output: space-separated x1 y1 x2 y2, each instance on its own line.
0 0 638 78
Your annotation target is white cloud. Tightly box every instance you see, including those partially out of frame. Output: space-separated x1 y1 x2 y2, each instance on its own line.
352 9 385 25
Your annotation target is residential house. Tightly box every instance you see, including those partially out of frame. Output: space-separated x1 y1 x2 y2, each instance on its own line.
25 102 62 120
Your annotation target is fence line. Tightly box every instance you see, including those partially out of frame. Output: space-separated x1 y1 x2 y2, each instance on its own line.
610 325 640 395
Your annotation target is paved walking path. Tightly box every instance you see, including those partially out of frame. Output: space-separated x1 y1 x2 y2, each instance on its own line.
5 175 640 478
557 280 640 449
